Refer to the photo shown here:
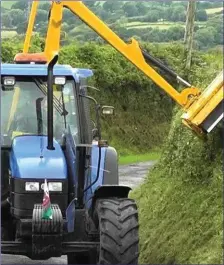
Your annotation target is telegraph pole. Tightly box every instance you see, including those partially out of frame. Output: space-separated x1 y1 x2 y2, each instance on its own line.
184 0 196 71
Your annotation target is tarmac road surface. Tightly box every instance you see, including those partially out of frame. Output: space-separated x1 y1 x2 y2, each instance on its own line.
1 160 157 264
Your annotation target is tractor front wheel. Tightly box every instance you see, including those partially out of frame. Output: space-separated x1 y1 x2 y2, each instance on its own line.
95 198 139 264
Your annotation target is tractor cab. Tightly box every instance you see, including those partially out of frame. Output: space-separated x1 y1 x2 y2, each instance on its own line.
1 66 82 146
1 56 94 147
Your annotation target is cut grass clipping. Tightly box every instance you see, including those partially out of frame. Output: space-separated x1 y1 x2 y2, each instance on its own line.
131 105 223 263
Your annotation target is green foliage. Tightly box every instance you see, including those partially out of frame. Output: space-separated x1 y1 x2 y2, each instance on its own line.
1 13 12 28
130 62 223 263
195 27 217 50
132 162 222 264
9 9 25 27
1 39 222 156
196 9 208 21
11 1 28 10
102 1 121 13
131 108 223 263
122 2 139 17
2 1 222 50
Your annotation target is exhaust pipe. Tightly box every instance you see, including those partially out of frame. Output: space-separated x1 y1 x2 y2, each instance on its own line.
47 54 58 150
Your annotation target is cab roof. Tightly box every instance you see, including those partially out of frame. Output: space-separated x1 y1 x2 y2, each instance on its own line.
1 63 93 82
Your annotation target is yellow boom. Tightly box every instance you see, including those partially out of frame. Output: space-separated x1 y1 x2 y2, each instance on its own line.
18 0 223 136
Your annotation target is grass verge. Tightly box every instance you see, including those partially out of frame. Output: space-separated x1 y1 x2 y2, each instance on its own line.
131 164 222 264
130 99 223 264
118 152 160 165
130 65 223 263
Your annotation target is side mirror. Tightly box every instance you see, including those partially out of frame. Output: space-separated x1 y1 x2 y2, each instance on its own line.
102 106 115 115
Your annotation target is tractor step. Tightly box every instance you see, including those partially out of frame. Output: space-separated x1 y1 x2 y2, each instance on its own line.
32 204 64 259
1 241 99 257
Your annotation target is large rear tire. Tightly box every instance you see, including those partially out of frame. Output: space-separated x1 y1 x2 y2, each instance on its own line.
95 198 139 265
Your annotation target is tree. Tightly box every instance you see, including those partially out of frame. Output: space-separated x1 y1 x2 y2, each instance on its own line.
145 10 160 22
16 23 27 34
10 9 25 27
195 10 208 21
122 2 139 17
2 13 12 28
195 27 216 48
102 1 121 13
196 2 212 9
170 6 186 22
168 26 185 41
136 2 148 16
36 10 48 23
39 2 51 10
84 1 96 8
11 1 28 10
184 1 196 70
98 9 110 21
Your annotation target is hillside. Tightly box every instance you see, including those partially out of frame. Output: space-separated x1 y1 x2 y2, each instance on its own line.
1 1 223 50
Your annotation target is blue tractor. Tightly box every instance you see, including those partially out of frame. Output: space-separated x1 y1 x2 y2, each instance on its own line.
1 55 139 264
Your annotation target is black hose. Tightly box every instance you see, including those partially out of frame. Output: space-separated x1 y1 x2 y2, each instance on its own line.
141 49 191 87
83 145 101 193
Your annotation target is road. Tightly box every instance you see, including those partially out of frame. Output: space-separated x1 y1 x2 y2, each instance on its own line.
1 161 156 264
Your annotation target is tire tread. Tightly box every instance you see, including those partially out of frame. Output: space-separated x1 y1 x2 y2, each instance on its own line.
96 198 139 265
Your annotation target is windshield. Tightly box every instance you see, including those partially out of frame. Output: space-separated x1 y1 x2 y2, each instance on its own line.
1 76 79 146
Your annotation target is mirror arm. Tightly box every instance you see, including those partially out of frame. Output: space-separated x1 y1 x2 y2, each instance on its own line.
79 93 101 140
95 104 101 141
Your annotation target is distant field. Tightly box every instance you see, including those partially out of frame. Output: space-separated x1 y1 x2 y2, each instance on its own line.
126 21 182 30
1 1 17 9
127 23 180 30
206 7 223 14
125 21 205 30
2 31 17 38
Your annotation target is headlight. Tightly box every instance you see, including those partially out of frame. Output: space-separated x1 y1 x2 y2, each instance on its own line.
25 182 39 191
3 76 15 86
48 182 62 192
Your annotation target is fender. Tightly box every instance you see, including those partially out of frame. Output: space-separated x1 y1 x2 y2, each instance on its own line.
90 185 132 216
103 146 119 185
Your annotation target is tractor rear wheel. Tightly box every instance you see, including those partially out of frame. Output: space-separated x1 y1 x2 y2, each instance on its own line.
95 198 139 264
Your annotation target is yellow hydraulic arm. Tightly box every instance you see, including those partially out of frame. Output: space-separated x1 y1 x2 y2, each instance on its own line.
18 1 223 136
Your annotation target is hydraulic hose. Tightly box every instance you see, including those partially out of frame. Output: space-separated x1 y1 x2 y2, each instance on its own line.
83 144 101 193
141 49 191 87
